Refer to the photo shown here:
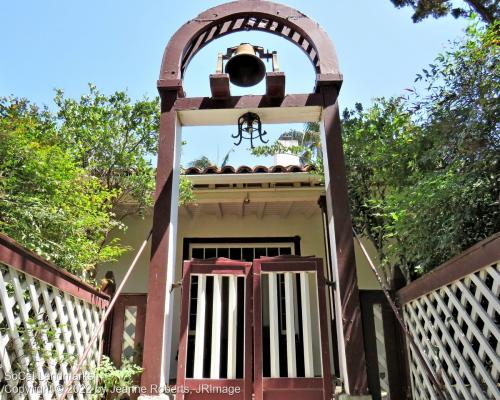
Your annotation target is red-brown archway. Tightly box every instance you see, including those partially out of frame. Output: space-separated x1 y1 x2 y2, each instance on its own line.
158 0 342 92
141 1 369 398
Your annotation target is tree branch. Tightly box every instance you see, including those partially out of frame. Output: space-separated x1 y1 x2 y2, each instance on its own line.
465 0 496 24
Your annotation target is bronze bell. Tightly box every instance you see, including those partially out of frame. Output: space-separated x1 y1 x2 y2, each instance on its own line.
224 43 267 87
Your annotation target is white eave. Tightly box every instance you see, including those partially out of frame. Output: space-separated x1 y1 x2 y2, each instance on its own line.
185 172 322 186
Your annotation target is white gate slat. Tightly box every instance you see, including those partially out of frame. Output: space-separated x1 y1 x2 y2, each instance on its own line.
403 262 500 400
455 279 500 347
87 302 103 365
227 275 238 379
284 272 297 378
486 267 500 381
210 275 222 379
74 300 90 349
53 291 82 400
469 272 500 315
268 273 280 378
0 333 15 393
406 306 440 400
300 272 314 377
53 294 74 355
193 275 207 379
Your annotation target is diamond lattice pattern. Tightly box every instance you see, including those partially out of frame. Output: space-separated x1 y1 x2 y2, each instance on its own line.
0 263 104 400
403 262 500 400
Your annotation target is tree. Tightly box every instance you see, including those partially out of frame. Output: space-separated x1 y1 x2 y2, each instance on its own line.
341 98 424 281
54 84 160 219
0 98 125 278
384 20 500 276
1 86 199 279
389 0 499 24
188 156 215 169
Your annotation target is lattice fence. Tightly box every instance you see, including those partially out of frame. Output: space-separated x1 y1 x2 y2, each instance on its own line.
0 261 106 400
402 261 500 400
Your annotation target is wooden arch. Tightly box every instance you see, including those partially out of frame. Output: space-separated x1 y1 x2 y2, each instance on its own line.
141 1 371 398
158 0 341 90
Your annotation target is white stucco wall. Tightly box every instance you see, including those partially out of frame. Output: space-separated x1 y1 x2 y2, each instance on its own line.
97 211 381 293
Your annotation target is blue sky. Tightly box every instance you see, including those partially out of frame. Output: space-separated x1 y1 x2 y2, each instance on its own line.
0 0 468 166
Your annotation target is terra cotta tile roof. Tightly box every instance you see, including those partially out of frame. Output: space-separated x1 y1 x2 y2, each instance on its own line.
184 165 315 175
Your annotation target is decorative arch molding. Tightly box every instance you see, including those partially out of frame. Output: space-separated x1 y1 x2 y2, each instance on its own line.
159 0 341 91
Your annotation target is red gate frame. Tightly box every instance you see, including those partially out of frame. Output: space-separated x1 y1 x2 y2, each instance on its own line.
253 256 333 400
176 258 253 400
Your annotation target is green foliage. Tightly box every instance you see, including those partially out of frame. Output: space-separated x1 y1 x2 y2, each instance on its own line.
1 311 74 371
389 0 498 24
342 98 422 272
0 98 126 277
349 22 499 278
0 85 200 279
179 175 195 205
90 356 143 400
188 155 214 169
54 84 160 219
383 20 500 275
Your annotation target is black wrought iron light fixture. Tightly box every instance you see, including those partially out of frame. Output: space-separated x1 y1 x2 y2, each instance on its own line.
232 112 269 149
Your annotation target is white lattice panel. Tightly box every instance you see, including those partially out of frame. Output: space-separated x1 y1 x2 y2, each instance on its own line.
0 263 104 400
403 262 500 400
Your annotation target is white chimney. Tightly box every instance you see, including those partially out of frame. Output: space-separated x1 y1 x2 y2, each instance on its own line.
272 138 301 166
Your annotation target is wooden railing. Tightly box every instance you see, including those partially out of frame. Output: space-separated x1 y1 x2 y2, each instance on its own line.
397 233 500 400
0 234 109 400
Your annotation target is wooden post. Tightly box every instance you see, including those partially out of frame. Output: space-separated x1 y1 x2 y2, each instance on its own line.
319 83 370 396
140 87 182 394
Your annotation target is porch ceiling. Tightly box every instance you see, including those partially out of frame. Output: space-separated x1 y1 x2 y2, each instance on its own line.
180 200 320 219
